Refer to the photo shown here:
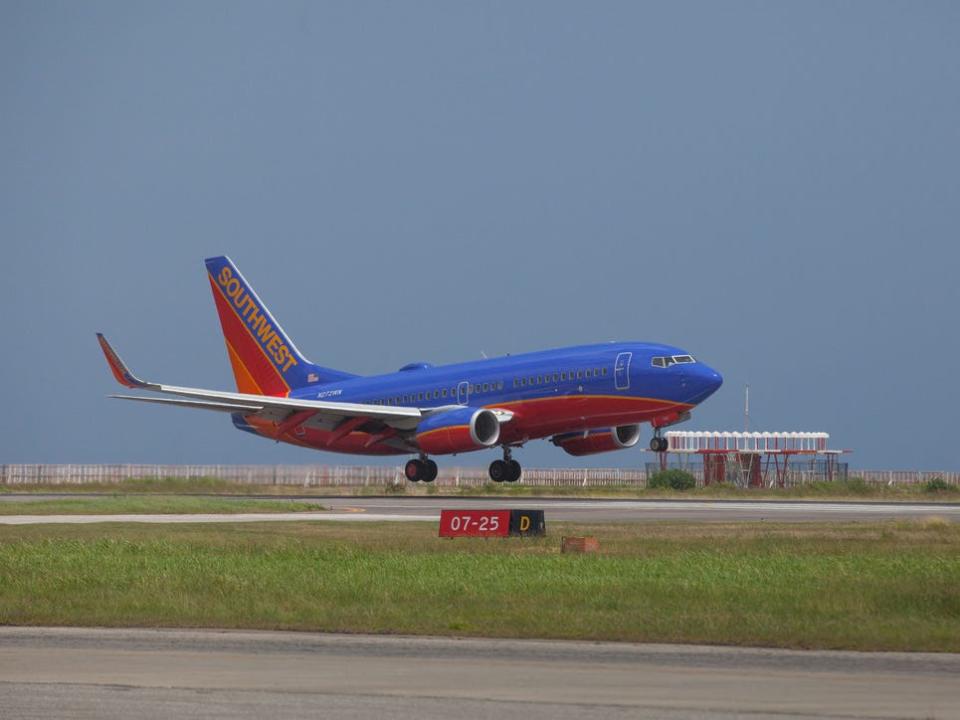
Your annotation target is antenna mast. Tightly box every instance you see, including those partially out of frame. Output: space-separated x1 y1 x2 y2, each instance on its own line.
744 383 750 432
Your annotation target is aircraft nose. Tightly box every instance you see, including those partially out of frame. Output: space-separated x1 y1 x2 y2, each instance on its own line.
687 363 723 404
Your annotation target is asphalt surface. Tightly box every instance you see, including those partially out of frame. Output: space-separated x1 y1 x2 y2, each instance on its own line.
1 494 959 523
322 496 960 522
1 627 958 719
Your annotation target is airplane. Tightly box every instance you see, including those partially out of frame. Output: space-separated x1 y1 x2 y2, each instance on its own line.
97 255 723 483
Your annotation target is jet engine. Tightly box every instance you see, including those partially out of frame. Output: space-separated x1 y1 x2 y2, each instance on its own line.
415 407 501 455
552 424 642 456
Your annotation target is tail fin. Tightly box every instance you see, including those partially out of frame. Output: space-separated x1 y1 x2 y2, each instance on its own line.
205 256 355 396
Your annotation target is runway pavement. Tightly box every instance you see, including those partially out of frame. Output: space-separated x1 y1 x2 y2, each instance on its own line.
1 627 957 719
1 495 959 523
322 496 960 522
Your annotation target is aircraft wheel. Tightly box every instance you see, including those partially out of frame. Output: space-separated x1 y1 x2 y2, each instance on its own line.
506 460 522 483
404 459 424 482
423 459 438 483
488 460 507 483
659 437 669 452
649 437 661 452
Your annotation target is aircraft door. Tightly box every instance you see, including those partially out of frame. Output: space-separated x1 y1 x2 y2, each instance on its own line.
615 352 632 391
457 381 470 405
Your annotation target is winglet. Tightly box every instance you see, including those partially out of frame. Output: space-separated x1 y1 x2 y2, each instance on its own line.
96 333 148 389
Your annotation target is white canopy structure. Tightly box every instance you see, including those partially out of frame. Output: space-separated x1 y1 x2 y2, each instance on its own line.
664 431 832 454
657 431 848 487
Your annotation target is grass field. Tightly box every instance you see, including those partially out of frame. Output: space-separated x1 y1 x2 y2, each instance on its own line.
2 475 958 501
1 519 957 651
0 496 326 515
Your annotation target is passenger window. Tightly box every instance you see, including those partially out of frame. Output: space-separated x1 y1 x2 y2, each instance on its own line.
520 378 526 387
552 373 558 382
593 368 600 377
529 377 535 385
417 392 423 401
602 367 607 376
577 370 583 379
441 389 447 398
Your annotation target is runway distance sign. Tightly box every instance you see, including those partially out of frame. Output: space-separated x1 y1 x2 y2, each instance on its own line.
438 510 511 537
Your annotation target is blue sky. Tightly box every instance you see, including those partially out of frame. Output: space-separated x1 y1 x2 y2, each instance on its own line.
2 1 958 469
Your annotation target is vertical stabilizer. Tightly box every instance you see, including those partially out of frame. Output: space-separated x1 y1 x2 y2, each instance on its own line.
204 256 355 395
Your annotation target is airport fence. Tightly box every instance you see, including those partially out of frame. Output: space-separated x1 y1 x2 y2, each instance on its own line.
0 464 647 488
0 464 957 488
855 470 960 486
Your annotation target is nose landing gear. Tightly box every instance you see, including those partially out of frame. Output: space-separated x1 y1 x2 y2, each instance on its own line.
649 431 668 453
404 455 438 482
489 447 521 483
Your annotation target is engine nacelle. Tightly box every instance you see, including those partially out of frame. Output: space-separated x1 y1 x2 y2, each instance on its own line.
415 407 501 455
552 424 642 457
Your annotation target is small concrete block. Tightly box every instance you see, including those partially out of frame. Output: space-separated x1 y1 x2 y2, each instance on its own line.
561 536 600 553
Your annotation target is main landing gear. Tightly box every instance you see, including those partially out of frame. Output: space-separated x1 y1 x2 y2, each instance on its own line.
649 430 668 453
405 455 438 483
489 447 522 483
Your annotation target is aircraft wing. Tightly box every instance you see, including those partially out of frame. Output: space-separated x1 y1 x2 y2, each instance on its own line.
96 334 423 428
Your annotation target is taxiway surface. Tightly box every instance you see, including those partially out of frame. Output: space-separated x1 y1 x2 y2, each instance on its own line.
1 627 957 719
1 495 958 524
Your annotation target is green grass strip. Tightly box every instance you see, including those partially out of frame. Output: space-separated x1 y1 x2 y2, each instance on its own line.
0 521 957 651
2 475 957 501
0 496 325 515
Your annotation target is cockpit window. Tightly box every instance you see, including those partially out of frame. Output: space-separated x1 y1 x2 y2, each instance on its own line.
652 355 695 368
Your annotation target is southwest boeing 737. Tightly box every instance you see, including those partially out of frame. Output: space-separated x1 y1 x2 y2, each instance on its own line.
97 256 723 482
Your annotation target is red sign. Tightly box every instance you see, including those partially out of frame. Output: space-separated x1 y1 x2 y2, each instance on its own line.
439 509 511 537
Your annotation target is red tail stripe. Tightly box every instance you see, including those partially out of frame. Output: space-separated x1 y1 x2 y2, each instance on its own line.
208 275 289 396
